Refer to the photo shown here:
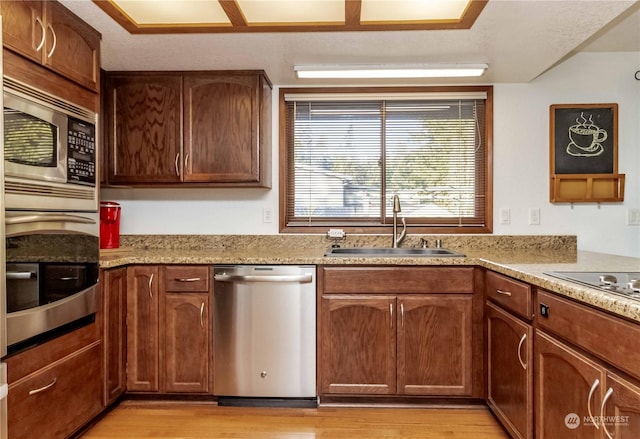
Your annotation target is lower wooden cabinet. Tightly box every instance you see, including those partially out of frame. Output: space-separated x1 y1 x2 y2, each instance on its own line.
320 273 475 398
102 267 127 405
486 301 533 439
126 265 212 394
8 342 103 439
535 330 640 439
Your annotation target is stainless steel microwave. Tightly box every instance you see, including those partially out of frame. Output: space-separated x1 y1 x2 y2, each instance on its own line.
3 77 98 212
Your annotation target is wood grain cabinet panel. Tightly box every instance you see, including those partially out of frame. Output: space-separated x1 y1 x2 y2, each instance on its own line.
125 265 212 395
603 373 640 439
8 342 103 439
184 74 260 183
102 267 127 406
486 301 533 439
320 295 396 395
105 74 183 184
535 330 604 439
103 71 271 187
397 295 472 396
163 292 210 393
126 265 160 392
1 0 101 91
319 266 478 398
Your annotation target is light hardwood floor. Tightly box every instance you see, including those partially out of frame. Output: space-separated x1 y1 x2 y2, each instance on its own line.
81 402 509 439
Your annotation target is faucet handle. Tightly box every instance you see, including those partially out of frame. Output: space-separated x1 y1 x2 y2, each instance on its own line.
420 238 428 248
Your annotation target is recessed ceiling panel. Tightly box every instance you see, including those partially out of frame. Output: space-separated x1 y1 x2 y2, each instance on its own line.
237 0 344 25
361 0 471 23
112 0 230 25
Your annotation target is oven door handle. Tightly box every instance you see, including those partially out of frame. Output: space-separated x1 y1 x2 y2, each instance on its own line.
6 214 96 225
6 271 36 280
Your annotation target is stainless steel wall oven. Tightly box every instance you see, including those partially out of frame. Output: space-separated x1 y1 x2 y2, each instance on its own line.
4 211 99 353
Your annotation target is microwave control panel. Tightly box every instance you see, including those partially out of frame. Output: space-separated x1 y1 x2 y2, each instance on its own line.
67 116 96 186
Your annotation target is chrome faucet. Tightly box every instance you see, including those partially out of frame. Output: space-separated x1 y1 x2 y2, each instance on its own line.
392 194 407 248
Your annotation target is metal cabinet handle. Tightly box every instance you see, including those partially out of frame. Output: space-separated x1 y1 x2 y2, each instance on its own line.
400 303 404 328
600 387 614 439
46 24 57 58
148 273 154 298
35 17 46 52
176 277 201 282
175 153 180 177
200 302 205 328
587 378 601 430
58 277 79 281
517 333 527 370
29 378 57 395
185 153 190 174
389 303 393 328
496 289 512 296
6 271 36 280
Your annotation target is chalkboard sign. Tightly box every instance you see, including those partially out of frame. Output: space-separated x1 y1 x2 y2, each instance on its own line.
550 104 618 174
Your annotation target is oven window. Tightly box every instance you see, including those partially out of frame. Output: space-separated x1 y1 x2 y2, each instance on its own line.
4 109 58 167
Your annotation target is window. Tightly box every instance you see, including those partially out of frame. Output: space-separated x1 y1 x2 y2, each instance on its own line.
280 86 493 234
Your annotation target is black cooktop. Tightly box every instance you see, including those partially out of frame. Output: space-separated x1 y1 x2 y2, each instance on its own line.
544 271 640 300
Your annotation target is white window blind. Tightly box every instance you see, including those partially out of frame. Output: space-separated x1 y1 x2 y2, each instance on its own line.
283 88 491 231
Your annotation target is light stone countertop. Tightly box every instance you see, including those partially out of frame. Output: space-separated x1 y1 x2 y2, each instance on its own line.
100 235 640 323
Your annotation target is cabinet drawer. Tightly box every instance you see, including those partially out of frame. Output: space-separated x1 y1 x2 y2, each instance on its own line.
322 266 475 294
486 271 532 319
164 266 210 292
536 290 640 381
8 342 103 439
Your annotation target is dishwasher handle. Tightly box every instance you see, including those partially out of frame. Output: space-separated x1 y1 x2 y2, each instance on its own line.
214 273 313 284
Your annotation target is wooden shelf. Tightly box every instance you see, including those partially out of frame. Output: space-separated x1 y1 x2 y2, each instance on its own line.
550 173 625 203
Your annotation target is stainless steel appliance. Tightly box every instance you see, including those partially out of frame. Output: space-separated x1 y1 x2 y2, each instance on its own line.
3 76 97 212
545 271 640 301
0 21 8 437
213 265 316 406
4 211 99 351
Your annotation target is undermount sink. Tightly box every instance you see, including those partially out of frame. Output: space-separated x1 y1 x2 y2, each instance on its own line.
324 247 466 257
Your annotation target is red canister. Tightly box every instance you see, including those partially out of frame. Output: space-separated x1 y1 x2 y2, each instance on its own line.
100 201 121 249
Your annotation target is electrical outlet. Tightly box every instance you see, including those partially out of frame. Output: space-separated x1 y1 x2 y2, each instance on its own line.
628 209 640 225
327 228 346 238
262 207 273 223
499 208 511 225
529 208 541 225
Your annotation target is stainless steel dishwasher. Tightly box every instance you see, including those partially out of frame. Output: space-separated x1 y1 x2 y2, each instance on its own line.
213 265 316 406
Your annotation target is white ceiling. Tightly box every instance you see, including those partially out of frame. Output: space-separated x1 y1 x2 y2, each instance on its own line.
60 0 640 85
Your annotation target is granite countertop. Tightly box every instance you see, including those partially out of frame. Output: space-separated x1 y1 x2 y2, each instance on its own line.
100 235 640 323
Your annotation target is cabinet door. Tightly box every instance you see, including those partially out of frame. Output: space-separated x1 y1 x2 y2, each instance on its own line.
162 292 210 393
535 330 604 439
320 295 396 394
183 74 260 183
43 1 100 91
102 267 127 406
8 342 103 439
126 266 160 392
0 1 44 64
397 295 473 396
106 75 183 184
486 302 533 439
602 372 640 439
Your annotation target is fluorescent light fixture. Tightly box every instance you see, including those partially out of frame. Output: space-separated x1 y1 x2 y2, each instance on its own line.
294 64 488 79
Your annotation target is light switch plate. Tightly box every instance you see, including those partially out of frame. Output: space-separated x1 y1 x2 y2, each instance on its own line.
628 209 640 225
499 208 511 225
529 208 541 225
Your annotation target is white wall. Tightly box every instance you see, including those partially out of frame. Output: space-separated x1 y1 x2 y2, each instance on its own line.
101 51 640 257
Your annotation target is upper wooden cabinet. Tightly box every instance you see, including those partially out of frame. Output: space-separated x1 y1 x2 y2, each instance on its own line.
105 74 183 184
104 71 272 187
0 0 101 91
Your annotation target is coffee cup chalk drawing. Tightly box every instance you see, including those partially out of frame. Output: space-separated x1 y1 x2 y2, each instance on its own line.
550 104 618 175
